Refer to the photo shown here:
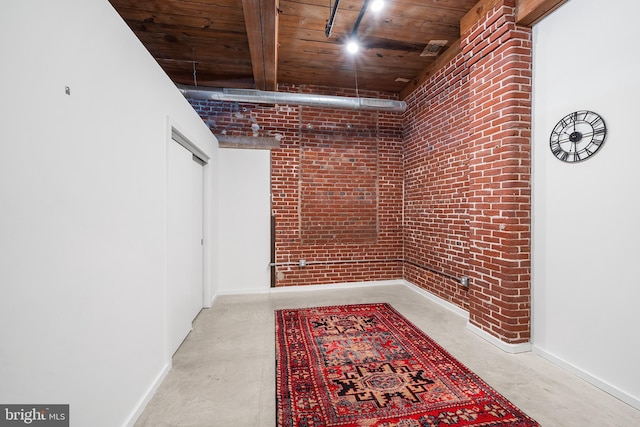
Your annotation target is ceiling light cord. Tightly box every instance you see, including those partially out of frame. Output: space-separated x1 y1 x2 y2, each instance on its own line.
192 48 198 87
354 57 359 99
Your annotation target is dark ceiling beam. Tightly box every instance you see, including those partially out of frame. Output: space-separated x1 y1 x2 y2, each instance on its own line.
241 0 279 91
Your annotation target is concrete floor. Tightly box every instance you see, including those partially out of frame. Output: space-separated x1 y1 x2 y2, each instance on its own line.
135 283 640 426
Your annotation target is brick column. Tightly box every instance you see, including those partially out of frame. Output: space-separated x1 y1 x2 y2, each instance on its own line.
463 1 533 344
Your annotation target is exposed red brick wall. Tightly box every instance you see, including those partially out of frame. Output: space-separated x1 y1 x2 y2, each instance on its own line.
403 46 472 312
403 0 532 344
190 85 404 287
464 1 532 344
300 109 378 244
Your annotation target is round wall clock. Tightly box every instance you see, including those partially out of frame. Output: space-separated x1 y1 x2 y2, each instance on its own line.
549 110 607 163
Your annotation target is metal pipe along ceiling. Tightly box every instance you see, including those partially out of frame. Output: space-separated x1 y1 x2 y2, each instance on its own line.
177 84 407 113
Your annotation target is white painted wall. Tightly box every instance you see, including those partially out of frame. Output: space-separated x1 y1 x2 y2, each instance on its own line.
0 1 218 426
532 0 640 409
218 149 271 293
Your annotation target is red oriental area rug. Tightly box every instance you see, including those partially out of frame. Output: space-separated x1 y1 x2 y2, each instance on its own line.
275 303 539 427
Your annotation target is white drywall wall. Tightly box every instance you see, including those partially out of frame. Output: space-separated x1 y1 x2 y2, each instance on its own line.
218 149 272 293
0 1 218 425
532 0 640 408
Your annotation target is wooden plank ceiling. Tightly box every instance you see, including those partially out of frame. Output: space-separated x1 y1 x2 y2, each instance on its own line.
108 0 566 96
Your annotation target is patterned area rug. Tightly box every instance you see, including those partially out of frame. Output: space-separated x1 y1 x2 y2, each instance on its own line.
275 303 539 427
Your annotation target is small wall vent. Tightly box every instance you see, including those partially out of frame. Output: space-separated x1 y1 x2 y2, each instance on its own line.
421 40 448 57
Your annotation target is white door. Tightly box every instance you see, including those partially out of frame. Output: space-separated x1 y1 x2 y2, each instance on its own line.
167 140 204 355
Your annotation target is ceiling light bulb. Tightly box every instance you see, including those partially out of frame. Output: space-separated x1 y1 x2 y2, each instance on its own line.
370 0 384 12
346 40 360 54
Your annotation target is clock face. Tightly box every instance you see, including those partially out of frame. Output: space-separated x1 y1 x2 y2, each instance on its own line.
549 110 607 163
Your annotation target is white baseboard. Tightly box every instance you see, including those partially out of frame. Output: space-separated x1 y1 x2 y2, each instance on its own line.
125 361 171 427
532 345 640 410
214 286 270 296
400 279 469 319
466 322 532 354
216 278 468 323
212 279 406 297
400 280 531 354
269 279 406 294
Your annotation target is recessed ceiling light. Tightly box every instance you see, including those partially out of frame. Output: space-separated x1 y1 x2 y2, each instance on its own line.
370 0 384 12
346 39 360 54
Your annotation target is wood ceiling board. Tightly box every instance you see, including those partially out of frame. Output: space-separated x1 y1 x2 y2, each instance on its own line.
516 0 569 26
110 0 243 16
400 0 481 10
156 58 253 76
359 16 459 39
278 1 359 36
115 7 246 32
159 68 255 87
169 71 255 88
276 71 394 92
160 61 253 76
379 0 475 21
278 49 427 75
132 32 251 59
125 20 248 40
108 0 485 94
277 62 411 93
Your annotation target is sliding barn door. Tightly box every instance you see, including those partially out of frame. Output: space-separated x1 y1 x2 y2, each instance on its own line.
167 139 204 355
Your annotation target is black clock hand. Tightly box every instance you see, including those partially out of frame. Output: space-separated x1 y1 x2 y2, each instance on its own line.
555 136 574 144
556 129 600 144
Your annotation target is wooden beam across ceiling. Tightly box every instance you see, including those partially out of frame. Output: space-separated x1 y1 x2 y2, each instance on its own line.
515 0 569 26
460 0 568 33
242 0 279 91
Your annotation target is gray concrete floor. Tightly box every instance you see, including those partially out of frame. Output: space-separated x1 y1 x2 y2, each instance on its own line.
135 284 640 426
